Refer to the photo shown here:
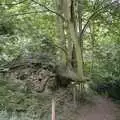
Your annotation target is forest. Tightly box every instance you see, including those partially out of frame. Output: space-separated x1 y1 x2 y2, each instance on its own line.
0 0 120 120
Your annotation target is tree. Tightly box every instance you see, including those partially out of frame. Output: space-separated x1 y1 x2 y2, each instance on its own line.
0 0 120 105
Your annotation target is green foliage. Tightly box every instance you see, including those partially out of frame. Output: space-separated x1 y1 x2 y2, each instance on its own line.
0 0 57 66
0 76 52 117
90 44 120 99
0 110 51 120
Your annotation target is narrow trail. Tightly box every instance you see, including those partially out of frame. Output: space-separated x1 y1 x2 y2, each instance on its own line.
75 96 120 120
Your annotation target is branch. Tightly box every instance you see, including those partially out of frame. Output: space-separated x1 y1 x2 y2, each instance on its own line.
53 43 69 65
0 10 48 20
31 0 66 21
8 11 47 17
54 44 68 57
0 0 26 6
80 1 116 39
0 68 9 73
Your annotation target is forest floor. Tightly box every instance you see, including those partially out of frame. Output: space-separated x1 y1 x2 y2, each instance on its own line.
73 96 120 120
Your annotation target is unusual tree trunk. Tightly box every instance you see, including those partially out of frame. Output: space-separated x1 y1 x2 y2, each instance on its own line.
55 0 85 103
63 0 85 103
63 0 84 80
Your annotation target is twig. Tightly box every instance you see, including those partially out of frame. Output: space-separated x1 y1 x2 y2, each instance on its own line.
31 0 66 21
80 1 117 39
7 11 47 17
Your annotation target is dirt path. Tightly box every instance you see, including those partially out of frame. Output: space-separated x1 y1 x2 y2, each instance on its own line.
75 96 120 120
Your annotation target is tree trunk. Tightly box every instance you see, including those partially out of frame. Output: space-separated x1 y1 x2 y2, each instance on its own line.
69 22 84 80
56 0 85 103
